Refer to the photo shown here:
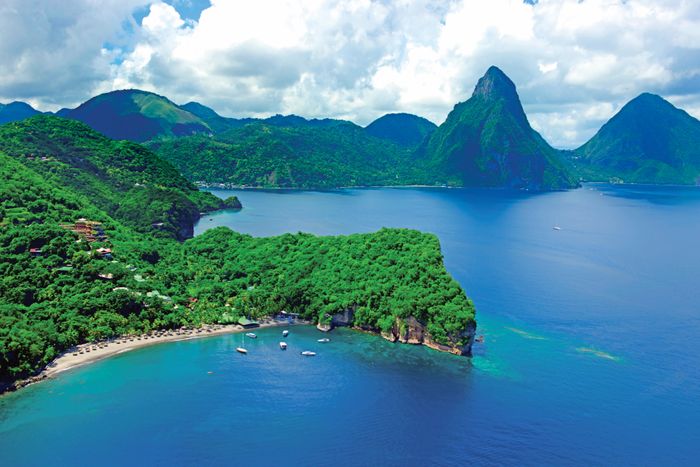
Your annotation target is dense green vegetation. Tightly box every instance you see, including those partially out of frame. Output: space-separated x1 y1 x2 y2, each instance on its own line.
569 93 700 184
0 117 475 387
417 66 577 190
365 113 437 148
148 122 430 188
0 116 239 240
64 89 210 142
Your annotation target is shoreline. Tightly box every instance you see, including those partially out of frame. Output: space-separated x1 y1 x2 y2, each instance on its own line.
2 319 301 396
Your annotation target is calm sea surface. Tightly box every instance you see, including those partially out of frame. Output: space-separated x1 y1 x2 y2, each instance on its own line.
2 185 700 465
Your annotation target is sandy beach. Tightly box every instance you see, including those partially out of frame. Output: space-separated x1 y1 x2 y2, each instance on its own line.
5 319 299 393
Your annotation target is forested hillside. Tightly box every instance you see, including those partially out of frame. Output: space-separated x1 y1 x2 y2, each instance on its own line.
570 93 700 184
148 122 430 188
0 116 239 240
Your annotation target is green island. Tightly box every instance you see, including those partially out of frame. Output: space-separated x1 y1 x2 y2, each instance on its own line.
0 116 476 391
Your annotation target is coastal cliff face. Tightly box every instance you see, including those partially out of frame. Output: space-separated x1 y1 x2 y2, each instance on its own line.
381 316 476 356
318 308 476 356
317 307 356 332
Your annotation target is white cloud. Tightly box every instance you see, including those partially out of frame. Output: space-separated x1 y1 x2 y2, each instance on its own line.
2 0 700 148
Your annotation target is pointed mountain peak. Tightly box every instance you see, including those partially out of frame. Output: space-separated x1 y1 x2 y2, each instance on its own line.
472 66 519 102
625 92 674 110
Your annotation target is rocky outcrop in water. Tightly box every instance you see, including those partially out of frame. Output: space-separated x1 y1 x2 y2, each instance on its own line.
380 316 476 356
317 308 475 356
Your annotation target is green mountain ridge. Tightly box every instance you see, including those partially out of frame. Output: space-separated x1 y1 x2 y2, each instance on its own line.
17 66 700 189
147 122 424 188
417 66 578 190
64 90 211 142
149 68 579 191
0 101 42 125
570 93 700 185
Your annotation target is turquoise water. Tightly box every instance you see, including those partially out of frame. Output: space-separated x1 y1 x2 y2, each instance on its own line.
2 185 700 465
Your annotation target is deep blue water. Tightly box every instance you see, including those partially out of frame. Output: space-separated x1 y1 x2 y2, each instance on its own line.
2 185 700 465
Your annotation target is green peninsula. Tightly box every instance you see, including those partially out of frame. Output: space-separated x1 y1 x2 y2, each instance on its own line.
0 117 476 390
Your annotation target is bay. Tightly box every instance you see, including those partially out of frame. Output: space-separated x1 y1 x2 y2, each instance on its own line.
2 185 699 465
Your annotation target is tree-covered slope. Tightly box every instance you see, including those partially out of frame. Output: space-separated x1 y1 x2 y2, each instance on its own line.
180 101 351 133
179 101 250 133
570 93 700 184
148 122 425 188
418 66 577 190
365 113 437 148
0 101 41 125
64 90 210 142
0 116 237 239
0 141 475 387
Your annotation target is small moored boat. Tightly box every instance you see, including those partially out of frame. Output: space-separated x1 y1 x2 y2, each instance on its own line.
236 347 247 354
301 351 316 357
280 341 287 350
282 330 289 337
317 338 330 343
246 333 257 338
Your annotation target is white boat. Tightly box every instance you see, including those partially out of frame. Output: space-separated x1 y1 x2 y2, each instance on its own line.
279 341 287 350
245 332 257 338
552 226 561 231
236 347 247 354
301 351 316 357
282 330 289 337
317 338 330 343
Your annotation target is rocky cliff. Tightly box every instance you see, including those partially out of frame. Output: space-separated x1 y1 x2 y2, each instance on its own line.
317 308 475 356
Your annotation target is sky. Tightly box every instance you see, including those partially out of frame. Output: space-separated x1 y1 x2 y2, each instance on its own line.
1 0 700 148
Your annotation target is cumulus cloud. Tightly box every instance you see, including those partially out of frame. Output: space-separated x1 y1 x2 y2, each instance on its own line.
0 0 150 107
2 0 700 148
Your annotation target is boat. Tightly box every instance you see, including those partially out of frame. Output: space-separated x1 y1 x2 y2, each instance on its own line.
245 332 257 338
301 351 316 357
279 341 287 350
552 226 561 231
317 338 330 343
236 347 247 354
282 330 289 337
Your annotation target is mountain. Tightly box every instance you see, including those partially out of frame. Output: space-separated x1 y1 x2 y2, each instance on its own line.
179 101 249 133
0 115 237 239
147 122 425 188
365 113 437 148
571 93 700 184
0 101 41 125
262 114 349 128
64 90 210 142
181 101 350 133
418 66 577 190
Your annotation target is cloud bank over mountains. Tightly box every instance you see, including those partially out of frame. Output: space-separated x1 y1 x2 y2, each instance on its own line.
1 0 699 148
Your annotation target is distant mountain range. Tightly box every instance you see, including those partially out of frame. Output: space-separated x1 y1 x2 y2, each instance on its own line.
3 66 699 188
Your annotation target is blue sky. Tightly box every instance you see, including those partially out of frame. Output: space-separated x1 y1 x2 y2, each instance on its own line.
1 0 700 148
